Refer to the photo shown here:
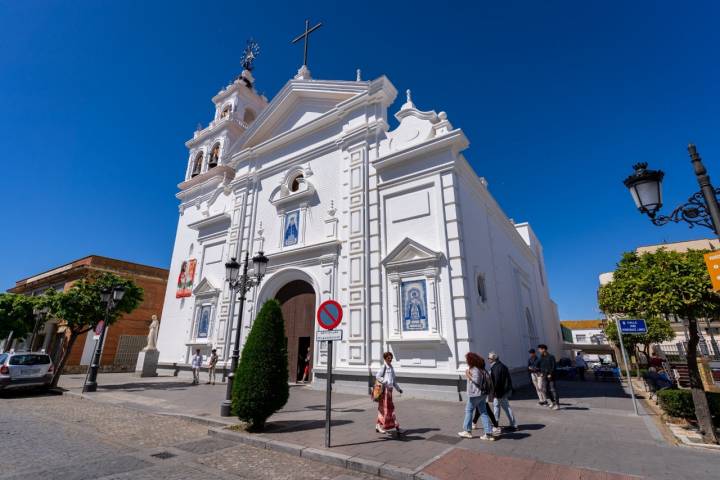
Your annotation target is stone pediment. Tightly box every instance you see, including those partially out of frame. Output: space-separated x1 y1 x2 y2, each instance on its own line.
239 79 368 149
382 238 443 271
193 277 220 297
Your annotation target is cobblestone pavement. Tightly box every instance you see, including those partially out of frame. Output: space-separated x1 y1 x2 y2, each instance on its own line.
0 392 376 480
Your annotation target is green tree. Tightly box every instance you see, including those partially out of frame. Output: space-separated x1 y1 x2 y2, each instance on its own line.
0 293 40 344
604 316 675 357
232 299 289 430
598 249 720 444
45 273 143 387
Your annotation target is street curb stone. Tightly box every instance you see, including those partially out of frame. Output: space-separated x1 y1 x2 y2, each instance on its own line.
302 447 351 467
207 427 435 479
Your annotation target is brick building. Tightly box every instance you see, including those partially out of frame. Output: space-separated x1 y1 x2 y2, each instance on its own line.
7 255 168 372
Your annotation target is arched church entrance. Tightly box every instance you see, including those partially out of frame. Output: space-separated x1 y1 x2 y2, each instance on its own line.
275 280 315 383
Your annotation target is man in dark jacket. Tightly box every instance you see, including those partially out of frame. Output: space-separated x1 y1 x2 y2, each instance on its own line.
488 352 517 432
538 344 559 410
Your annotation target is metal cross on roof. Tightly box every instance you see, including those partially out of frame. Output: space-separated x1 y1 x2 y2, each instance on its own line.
291 19 323 68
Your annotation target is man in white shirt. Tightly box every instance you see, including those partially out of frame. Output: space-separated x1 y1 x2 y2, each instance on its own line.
575 351 587 381
191 349 203 385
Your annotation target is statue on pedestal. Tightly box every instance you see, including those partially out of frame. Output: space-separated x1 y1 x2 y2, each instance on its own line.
135 315 160 377
145 315 159 351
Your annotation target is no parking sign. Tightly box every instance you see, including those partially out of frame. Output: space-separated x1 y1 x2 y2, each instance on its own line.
316 299 343 330
316 299 343 449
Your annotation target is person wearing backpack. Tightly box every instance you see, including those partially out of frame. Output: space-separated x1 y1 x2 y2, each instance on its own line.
375 351 403 434
488 352 518 433
458 352 494 441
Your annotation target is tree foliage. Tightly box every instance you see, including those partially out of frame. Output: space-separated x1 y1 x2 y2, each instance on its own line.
0 293 40 340
598 248 720 443
44 272 143 386
232 299 289 430
598 249 720 320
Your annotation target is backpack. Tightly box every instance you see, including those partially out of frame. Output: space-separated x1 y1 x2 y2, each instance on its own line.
477 369 493 395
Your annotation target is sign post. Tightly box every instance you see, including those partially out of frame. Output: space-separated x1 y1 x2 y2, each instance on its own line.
316 299 343 448
617 319 647 416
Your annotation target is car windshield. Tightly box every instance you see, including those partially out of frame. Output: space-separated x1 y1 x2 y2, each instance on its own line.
8 354 51 366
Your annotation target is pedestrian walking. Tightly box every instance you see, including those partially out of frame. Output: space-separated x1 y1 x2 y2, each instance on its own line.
206 348 218 385
575 351 587 381
458 352 494 441
472 399 498 432
538 344 559 410
375 352 403 434
488 352 517 433
528 349 547 405
191 349 202 385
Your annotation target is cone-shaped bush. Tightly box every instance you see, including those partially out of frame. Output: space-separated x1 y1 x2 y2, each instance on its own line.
232 299 289 430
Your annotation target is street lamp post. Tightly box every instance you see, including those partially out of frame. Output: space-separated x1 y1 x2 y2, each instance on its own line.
219 250 269 417
30 307 49 352
83 285 126 393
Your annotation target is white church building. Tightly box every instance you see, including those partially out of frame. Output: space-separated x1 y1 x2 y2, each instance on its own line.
155 60 561 399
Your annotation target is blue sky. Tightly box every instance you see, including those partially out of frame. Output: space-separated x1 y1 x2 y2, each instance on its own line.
1 1 719 319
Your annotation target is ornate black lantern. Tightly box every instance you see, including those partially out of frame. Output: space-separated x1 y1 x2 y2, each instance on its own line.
623 162 665 217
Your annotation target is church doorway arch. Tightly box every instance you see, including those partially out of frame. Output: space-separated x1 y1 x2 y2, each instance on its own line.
275 280 316 382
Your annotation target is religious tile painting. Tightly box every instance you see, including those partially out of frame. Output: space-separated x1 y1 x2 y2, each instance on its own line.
401 279 429 331
284 210 300 246
196 305 211 338
175 258 197 298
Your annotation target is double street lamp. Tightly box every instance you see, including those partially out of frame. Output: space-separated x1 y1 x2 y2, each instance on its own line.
83 285 126 393
219 250 269 417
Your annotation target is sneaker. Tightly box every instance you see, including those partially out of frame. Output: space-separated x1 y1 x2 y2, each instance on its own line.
458 431 473 439
538 401 548 406
492 426 502 436
472 422 479 430
479 434 495 441
376 425 386 434
551 404 560 410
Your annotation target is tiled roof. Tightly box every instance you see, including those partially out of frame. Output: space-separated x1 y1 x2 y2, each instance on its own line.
560 320 604 330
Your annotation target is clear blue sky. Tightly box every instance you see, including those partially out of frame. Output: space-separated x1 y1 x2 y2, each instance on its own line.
2 1 719 320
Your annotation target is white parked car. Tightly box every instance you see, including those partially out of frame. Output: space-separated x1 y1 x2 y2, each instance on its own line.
0 352 54 391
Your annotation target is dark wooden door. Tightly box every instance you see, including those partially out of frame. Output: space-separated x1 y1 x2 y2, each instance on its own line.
276 280 315 382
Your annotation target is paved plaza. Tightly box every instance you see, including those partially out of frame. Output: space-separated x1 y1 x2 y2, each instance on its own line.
56 373 720 479
0 390 376 480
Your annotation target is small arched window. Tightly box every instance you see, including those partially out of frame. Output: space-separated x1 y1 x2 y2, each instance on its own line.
220 105 231 119
290 174 303 192
191 152 204 177
243 108 256 124
208 144 220 168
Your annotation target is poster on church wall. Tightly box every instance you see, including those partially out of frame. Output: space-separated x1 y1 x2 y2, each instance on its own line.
176 258 197 298
284 210 300 246
401 279 429 331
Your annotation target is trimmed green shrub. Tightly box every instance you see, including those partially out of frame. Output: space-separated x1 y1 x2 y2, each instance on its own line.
231 299 289 430
657 389 720 426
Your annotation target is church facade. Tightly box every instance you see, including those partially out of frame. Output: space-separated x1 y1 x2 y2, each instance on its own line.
155 65 561 399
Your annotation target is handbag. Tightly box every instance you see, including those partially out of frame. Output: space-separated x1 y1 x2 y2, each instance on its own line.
372 365 387 402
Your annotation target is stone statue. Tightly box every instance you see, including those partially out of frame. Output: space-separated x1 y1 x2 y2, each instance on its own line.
145 315 159 351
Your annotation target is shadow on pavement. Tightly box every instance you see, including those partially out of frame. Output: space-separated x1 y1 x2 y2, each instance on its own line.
0 388 63 399
96 381 194 392
517 423 545 431
264 418 354 433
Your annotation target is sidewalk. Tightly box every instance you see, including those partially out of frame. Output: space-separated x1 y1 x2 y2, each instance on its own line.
59 374 720 479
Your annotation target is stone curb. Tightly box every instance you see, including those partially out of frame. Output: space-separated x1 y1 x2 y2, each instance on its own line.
207 427 441 480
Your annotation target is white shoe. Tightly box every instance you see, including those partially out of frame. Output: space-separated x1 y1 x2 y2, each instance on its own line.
458 431 473 439
551 404 560 410
472 422 479 430
376 425 386 434
479 434 495 441
492 427 502 436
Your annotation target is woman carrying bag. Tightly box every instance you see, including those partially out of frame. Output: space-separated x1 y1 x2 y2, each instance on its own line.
374 351 403 434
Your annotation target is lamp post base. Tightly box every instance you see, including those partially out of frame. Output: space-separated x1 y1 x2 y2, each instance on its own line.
83 381 97 393
220 400 232 417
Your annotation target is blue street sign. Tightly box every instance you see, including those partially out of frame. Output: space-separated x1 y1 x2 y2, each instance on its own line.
619 319 647 334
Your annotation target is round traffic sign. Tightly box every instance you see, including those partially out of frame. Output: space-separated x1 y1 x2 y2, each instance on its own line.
317 299 343 330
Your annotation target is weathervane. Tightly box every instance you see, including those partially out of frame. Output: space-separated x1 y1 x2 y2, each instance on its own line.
291 19 323 68
241 39 260 72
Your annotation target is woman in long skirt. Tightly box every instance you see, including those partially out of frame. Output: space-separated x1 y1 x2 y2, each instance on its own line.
376 351 403 434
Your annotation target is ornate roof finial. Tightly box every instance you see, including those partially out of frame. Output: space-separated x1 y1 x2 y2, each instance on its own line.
400 88 415 110
240 39 260 72
356 69 362 81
